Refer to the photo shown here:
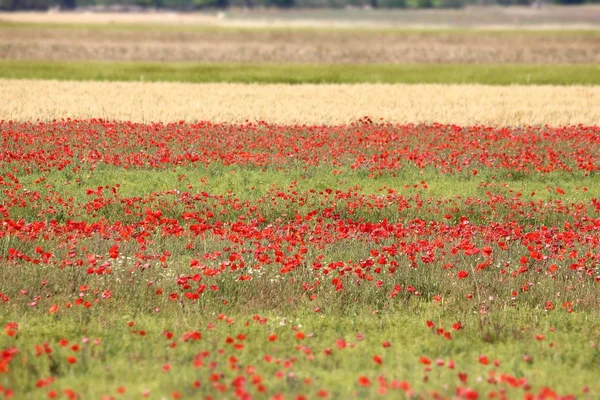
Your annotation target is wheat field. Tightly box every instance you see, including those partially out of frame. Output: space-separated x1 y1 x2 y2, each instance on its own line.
2 79 598 125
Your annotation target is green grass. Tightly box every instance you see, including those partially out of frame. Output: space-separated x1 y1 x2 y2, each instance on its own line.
2 304 599 398
16 164 600 204
2 161 600 397
6 164 599 241
1 60 599 85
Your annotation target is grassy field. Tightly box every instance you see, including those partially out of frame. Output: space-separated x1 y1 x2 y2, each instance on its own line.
2 302 598 398
2 25 599 64
1 121 600 398
2 79 598 125
14 165 600 204
1 61 598 85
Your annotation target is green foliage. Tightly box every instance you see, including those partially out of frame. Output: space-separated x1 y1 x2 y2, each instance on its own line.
379 0 406 7
431 0 462 7
406 0 432 7
496 0 530 5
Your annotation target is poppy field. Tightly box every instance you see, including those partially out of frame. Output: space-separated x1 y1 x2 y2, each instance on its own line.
1 120 600 399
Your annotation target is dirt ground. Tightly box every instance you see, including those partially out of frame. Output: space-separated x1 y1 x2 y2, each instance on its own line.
1 27 598 64
2 80 598 126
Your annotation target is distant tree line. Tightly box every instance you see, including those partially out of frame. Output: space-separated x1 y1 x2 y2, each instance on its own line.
1 0 597 11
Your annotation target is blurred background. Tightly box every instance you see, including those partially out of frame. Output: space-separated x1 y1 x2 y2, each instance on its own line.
1 0 599 16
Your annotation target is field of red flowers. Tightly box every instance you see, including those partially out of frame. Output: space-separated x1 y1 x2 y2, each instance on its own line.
1 120 600 399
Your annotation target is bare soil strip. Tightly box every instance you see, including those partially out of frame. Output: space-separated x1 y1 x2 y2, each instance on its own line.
2 79 598 126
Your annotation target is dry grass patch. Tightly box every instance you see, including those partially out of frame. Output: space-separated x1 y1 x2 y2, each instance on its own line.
1 27 599 64
1 79 598 126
